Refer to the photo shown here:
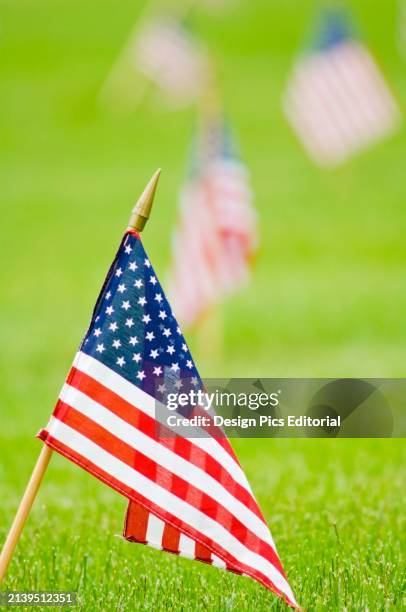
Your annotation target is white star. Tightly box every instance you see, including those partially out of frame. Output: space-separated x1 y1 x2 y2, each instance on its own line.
166 345 175 355
129 262 138 272
149 275 157 285
96 343 105 353
150 349 159 359
116 356 126 367
153 366 162 376
146 331 155 341
174 379 183 390
137 370 146 381
171 362 179 372
158 383 166 393
176 326 181 335
182 343 188 352
125 318 134 328
106 306 114 316
154 293 163 304
129 336 138 346
109 322 118 332
163 327 171 338
121 300 131 311
142 314 151 324
144 258 151 268
93 328 102 337
117 283 126 294
159 310 167 320
125 244 132 254
134 279 143 289
191 377 198 386
105 291 112 300
132 353 141 363
186 360 193 369
112 339 121 349
138 296 147 307
115 268 123 277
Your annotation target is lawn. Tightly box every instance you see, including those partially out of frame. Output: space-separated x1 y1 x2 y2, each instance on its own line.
0 0 405 610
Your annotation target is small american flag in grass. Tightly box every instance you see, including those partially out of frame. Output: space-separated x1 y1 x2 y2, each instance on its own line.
168 116 258 328
283 9 401 167
39 229 296 608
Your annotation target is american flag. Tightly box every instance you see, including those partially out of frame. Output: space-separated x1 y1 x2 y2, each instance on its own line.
38 229 297 608
283 10 401 166
133 16 208 108
168 117 258 328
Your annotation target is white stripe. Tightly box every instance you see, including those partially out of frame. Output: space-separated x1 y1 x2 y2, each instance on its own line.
46 418 296 606
146 513 165 549
59 382 274 547
178 533 196 559
72 352 254 496
212 554 227 569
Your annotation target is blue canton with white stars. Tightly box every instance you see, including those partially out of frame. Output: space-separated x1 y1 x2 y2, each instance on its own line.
81 232 201 401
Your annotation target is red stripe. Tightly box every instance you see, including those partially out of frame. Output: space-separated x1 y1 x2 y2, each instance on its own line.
68 367 264 523
39 434 296 609
124 501 149 543
195 542 212 563
162 522 181 553
52 399 286 578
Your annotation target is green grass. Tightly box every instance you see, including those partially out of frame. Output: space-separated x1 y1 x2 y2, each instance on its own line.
0 0 405 609
0 440 404 610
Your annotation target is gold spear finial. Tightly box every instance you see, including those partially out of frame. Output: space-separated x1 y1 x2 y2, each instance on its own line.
128 169 161 232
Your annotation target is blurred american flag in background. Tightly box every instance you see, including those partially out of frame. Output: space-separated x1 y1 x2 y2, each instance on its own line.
133 16 208 107
168 115 258 328
283 10 401 167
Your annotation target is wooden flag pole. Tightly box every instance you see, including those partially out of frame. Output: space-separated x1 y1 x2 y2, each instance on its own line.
0 444 53 584
0 169 162 586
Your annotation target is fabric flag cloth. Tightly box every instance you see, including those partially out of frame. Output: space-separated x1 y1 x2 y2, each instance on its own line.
283 9 401 166
38 229 297 608
167 117 258 328
133 16 208 108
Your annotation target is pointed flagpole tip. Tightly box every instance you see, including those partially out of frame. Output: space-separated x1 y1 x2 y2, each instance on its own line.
128 169 161 233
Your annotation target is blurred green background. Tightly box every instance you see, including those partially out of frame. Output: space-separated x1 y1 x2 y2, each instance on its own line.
0 0 405 610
